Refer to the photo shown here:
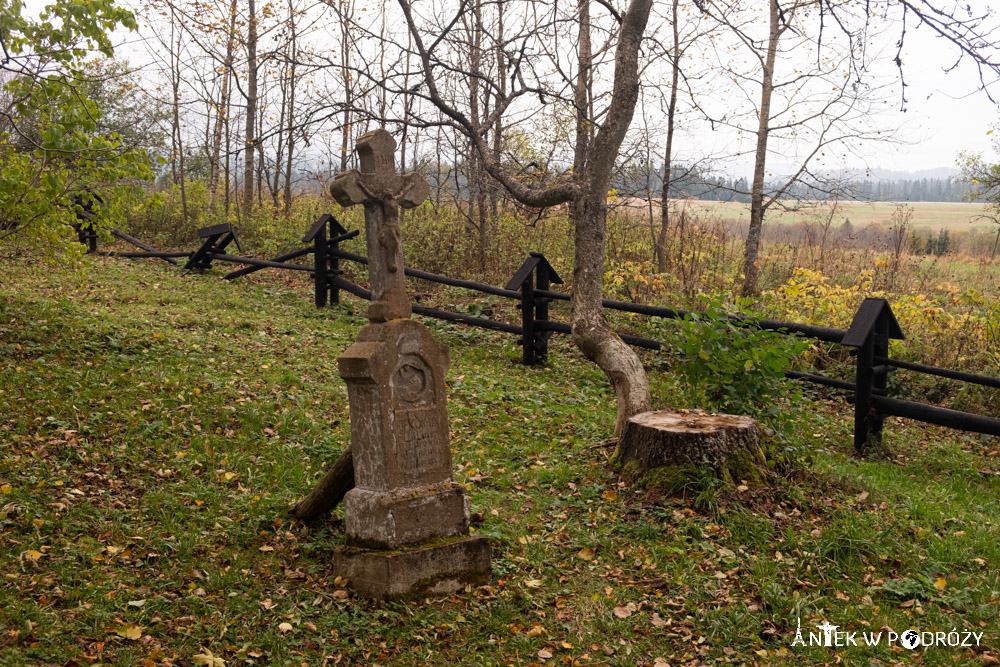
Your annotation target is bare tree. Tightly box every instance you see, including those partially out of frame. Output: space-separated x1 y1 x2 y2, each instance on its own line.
391 0 654 434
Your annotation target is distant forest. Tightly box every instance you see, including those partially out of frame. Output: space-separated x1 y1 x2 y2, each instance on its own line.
619 166 976 204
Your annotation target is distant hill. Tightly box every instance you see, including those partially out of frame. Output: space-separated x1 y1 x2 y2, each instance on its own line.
850 167 961 181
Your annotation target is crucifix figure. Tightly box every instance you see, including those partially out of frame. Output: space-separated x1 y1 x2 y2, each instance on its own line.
329 129 429 322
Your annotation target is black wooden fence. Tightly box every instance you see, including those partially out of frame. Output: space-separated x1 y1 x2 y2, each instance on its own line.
89 214 1000 450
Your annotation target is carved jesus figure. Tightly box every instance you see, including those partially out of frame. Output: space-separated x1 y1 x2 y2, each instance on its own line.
328 129 429 322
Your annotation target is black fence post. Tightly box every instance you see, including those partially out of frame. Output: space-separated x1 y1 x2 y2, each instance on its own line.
328 217 348 306
505 253 563 366
871 324 890 444
854 330 875 452
533 254 550 363
841 298 904 453
302 214 349 308
313 223 328 308
506 255 539 365
521 270 537 365
75 223 97 252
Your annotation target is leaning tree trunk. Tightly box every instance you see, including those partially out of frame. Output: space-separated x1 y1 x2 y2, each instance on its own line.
615 410 768 487
571 193 651 436
567 0 653 437
291 448 354 522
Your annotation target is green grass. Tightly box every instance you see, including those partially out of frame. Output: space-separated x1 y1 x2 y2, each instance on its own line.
1 257 998 666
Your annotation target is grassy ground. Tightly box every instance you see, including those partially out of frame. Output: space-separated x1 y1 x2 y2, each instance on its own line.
1 257 998 666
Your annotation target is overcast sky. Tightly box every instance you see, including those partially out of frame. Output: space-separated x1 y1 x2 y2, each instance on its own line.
849 4 1000 174
21 0 1000 176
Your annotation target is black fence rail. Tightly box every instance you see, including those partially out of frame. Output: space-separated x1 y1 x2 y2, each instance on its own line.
89 214 1000 450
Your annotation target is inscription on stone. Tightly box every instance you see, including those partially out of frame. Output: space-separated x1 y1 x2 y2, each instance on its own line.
398 408 442 473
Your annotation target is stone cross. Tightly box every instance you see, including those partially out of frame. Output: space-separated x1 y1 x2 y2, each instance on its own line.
329 129 429 323
330 129 489 599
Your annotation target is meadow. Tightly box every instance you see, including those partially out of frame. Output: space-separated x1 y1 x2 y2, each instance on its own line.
661 200 993 232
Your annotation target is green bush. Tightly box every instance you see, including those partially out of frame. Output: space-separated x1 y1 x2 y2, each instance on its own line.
666 299 809 422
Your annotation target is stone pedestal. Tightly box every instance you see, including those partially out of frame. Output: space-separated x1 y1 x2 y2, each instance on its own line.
335 318 490 598
335 535 491 599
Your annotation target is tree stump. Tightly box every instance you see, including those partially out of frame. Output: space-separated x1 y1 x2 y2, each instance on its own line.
291 448 354 522
614 410 767 488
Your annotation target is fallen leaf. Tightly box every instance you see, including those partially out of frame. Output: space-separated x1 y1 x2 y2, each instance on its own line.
525 579 544 589
127 599 146 608
651 613 666 628
934 577 947 591
192 648 226 667
602 489 618 502
577 547 596 561
116 625 142 640
613 602 637 619
537 649 553 659
278 622 293 633
23 549 42 562
900 599 915 608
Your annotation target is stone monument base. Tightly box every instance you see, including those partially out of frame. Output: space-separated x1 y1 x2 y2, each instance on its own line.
335 535 491 600
344 481 470 549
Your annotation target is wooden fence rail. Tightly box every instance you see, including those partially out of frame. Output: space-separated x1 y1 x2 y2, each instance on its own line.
88 213 1000 451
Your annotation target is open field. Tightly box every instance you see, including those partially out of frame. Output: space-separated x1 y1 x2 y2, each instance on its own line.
1 257 998 666
653 200 994 232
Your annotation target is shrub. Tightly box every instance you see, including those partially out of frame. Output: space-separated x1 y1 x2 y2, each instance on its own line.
665 298 809 422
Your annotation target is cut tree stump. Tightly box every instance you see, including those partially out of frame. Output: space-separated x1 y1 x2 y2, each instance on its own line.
291 447 354 522
614 410 767 487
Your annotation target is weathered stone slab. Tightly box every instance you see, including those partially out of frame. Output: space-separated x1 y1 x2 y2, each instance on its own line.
344 481 470 549
335 535 491 600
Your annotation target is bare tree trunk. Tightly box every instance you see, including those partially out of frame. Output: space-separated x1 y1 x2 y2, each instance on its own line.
283 23 297 219
169 8 188 222
243 0 258 215
655 0 681 274
224 93 232 215
490 0 505 221
469 0 487 270
336 0 354 172
209 0 238 215
741 0 783 297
